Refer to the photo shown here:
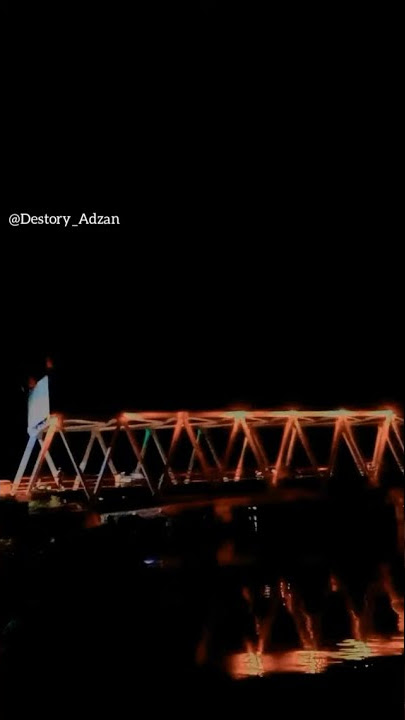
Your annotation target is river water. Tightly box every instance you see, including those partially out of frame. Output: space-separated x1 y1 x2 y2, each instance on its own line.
0 488 403 717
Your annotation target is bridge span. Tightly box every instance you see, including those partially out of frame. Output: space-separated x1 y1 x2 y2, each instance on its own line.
11 409 404 498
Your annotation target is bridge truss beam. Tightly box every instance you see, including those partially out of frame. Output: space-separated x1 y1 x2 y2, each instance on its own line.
11 409 404 496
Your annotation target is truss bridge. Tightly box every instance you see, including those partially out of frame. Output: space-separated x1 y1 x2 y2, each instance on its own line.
11 409 404 498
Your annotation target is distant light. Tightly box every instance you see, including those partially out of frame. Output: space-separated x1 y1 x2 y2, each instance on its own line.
322 409 348 418
228 410 247 420
49 414 62 429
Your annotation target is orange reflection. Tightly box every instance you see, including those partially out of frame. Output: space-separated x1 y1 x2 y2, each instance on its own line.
216 540 236 565
214 503 233 523
330 575 339 592
381 564 404 633
228 634 403 678
84 511 101 528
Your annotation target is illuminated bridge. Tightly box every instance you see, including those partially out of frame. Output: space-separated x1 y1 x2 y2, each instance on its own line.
11 408 404 498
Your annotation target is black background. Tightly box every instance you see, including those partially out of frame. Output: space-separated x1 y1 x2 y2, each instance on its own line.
3 2 402 476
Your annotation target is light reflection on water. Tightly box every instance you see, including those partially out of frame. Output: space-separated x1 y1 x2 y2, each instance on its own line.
229 635 404 677
200 568 404 677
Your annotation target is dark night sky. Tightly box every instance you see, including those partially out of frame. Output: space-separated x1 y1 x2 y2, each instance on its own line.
3 2 401 475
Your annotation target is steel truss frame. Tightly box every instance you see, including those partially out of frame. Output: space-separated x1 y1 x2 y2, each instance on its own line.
12 409 404 496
